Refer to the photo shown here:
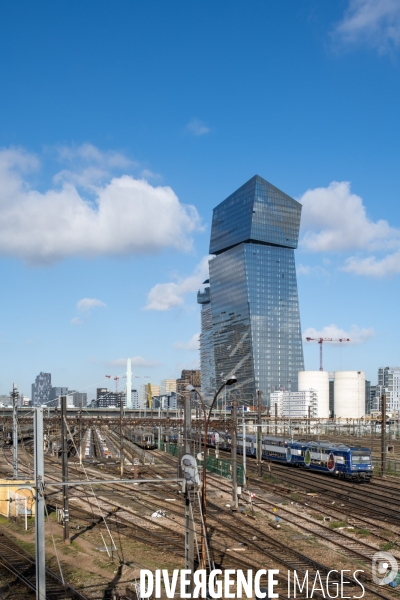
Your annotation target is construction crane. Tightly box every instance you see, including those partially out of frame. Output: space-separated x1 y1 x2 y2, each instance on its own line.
105 375 120 393
305 337 350 371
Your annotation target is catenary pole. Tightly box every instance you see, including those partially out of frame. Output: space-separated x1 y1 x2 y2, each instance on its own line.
61 396 70 543
78 410 82 467
232 396 238 509
120 397 124 478
257 389 262 476
381 393 386 477
184 392 191 454
34 408 46 600
183 398 194 594
126 357 132 409
12 383 18 479
242 416 246 488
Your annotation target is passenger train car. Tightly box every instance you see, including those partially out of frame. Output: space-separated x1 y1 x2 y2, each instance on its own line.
227 433 372 482
128 428 157 449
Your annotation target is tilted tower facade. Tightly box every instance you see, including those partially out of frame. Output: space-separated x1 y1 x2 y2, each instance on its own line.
198 175 304 405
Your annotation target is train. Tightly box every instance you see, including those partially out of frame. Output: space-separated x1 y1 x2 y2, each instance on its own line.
125 425 373 482
127 428 157 449
202 431 373 482
239 434 372 482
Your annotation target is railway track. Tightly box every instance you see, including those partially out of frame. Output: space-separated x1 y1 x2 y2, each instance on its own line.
149 448 400 599
0 529 87 599
2 432 400 599
207 445 400 526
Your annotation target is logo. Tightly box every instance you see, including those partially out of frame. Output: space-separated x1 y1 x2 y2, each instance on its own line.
327 452 335 472
372 551 398 586
304 449 311 467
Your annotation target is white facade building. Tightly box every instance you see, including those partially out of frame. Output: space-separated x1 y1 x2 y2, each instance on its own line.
298 371 329 418
271 390 318 418
378 367 400 413
131 389 144 409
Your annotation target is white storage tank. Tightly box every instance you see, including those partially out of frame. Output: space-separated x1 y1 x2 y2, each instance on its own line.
298 371 329 418
334 371 365 418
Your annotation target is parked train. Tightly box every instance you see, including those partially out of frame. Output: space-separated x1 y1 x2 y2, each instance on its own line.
205 431 373 482
128 428 157 449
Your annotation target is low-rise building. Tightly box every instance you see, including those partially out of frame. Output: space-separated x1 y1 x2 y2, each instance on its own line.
271 390 318 418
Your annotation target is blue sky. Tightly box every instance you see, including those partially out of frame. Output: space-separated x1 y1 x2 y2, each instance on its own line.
0 0 399 399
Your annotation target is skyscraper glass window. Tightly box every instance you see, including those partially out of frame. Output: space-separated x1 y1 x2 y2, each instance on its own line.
198 175 304 405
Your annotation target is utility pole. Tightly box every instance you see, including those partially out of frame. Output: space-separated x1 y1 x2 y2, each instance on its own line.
34 408 46 600
12 383 18 479
232 397 238 509
257 389 262 477
381 393 386 477
120 398 124 478
60 396 70 543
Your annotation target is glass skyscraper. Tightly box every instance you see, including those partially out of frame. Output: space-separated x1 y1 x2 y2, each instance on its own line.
198 175 304 405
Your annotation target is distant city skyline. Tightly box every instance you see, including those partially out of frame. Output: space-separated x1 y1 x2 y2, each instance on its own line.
0 1 399 396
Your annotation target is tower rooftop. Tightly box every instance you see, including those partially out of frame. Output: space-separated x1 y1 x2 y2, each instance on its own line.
209 175 302 255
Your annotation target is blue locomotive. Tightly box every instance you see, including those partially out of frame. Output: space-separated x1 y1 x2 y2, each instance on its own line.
233 433 373 482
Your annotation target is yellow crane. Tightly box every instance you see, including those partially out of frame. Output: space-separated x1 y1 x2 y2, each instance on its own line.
147 383 153 409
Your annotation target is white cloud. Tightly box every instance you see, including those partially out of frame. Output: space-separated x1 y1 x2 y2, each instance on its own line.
185 118 211 136
174 333 200 351
55 142 135 169
333 0 400 53
0 146 202 265
175 358 200 373
77 298 107 311
300 181 400 253
342 250 400 276
303 323 375 345
296 264 311 275
141 168 162 180
71 317 84 326
296 264 329 277
52 143 138 189
107 356 160 368
299 181 400 277
145 256 211 311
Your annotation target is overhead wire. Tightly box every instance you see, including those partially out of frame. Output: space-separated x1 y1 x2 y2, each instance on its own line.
63 417 120 561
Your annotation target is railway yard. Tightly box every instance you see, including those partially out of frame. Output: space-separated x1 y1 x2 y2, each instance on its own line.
1 417 400 599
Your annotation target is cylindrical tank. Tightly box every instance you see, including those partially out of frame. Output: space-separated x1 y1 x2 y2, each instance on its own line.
298 371 329 418
334 371 366 418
